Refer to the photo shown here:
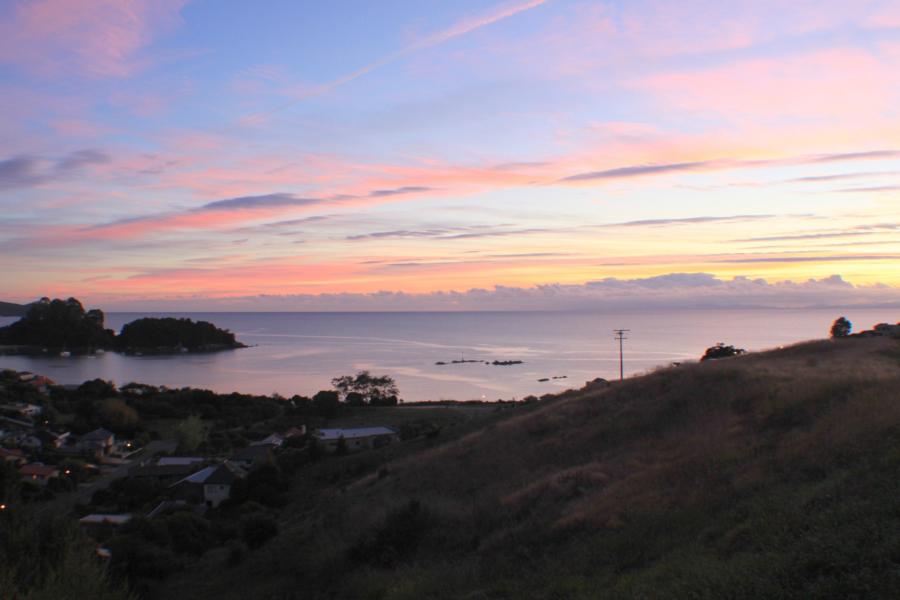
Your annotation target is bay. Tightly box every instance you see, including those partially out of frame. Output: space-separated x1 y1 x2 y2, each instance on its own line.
0 308 892 401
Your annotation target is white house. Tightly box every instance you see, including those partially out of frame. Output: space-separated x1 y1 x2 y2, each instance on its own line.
314 427 400 453
79 428 115 458
170 462 245 508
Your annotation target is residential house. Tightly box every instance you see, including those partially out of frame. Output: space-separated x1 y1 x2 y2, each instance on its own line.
79 428 115 459
283 426 307 438
9 434 42 451
25 375 54 394
0 447 26 466
13 403 43 418
121 383 159 396
19 463 60 486
79 514 132 541
169 462 245 508
128 459 203 485
34 429 70 449
314 427 400 453
229 445 274 471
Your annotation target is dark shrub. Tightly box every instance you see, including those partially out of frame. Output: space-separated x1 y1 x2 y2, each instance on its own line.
241 515 278 549
350 499 433 567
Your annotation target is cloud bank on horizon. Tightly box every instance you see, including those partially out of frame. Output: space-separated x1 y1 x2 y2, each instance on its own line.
88 274 900 312
0 0 899 309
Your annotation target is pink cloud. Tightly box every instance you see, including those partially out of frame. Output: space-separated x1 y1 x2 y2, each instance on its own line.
109 259 366 295
50 118 112 138
633 48 899 122
0 0 187 77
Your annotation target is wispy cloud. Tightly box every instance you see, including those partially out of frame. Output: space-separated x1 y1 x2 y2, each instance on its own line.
834 185 900 194
561 161 715 182
201 193 321 211
604 214 776 228
248 0 549 117
0 149 109 190
717 254 900 264
0 0 187 77
812 150 900 163
560 150 900 186
785 171 900 184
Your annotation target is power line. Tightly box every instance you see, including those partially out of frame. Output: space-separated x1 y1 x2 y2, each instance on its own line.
613 329 630 381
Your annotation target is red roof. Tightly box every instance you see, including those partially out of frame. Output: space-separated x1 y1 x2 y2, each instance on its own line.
0 448 26 459
20 463 59 477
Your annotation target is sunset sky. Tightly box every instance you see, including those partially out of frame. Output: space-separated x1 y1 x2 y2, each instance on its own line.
1 0 899 310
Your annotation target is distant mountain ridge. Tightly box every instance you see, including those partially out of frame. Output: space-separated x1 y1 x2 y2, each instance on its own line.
0 301 28 317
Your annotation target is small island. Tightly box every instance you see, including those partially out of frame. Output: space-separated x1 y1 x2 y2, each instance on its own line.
115 317 246 354
0 297 245 356
435 358 524 366
0 300 28 317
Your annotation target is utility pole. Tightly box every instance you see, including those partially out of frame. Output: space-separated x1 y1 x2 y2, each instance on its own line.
613 329 630 381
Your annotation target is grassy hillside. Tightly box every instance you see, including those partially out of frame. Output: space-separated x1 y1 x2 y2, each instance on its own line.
160 335 900 599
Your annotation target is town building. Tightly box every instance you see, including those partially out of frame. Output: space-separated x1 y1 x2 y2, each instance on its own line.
314 427 400 453
19 462 60 486
169 462 245 508
229 445 274 471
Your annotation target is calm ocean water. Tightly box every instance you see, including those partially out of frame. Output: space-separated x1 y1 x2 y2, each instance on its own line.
0 308 894 401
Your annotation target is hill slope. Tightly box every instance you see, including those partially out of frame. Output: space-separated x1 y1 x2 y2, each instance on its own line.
162 335 900 599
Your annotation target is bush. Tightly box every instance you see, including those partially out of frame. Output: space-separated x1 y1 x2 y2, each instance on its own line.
701 343 746 361
241 515 278 549
350 500 433 567
225 541 246 566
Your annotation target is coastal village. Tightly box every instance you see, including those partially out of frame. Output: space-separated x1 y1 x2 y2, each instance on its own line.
0 366 414 565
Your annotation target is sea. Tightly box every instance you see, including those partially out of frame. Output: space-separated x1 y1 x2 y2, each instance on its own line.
0 308 894 402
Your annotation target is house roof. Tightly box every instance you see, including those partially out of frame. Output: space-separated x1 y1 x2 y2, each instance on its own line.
230 445 273 461
250 433 284 447
20 463 59 477
34 430 68 443
175 465 216 485
81 428 114 441
316 427 397 441
205 463 243 485
79 514 132 525
0 447 25 460
129 463 198 478
157 456 204 466
170 462 244 487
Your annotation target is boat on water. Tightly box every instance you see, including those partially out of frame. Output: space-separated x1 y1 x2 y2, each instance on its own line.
59 350 71 358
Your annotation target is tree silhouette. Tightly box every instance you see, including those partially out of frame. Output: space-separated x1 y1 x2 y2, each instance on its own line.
331 371 399 405
830 316 852 338
700 343 746 361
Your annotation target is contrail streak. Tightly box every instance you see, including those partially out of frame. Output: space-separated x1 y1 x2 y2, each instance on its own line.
245 0 549 121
